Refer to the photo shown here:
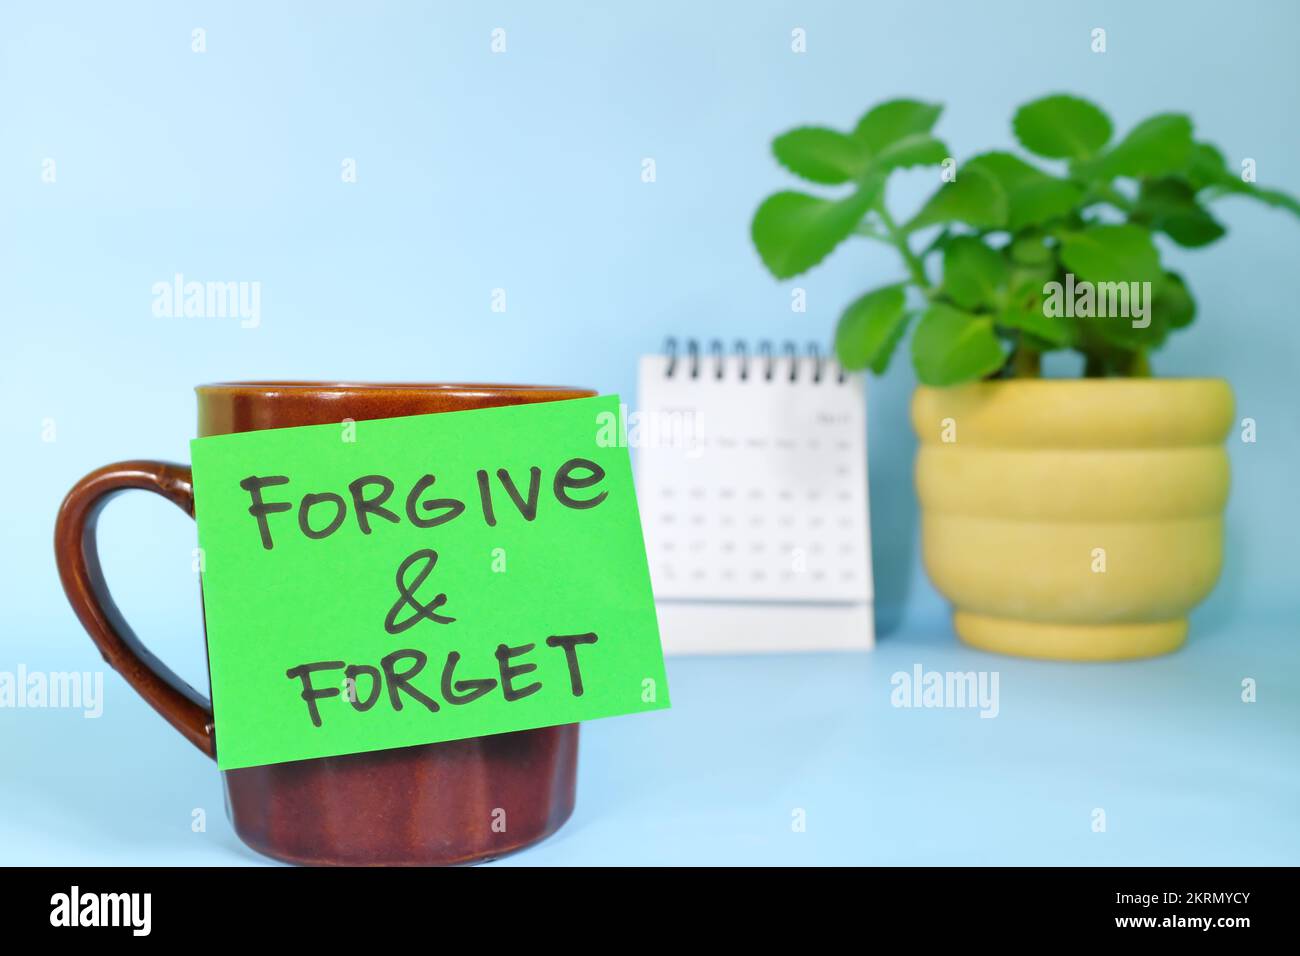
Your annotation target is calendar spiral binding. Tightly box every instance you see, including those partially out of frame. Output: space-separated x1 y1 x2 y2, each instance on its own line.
662 338 848 384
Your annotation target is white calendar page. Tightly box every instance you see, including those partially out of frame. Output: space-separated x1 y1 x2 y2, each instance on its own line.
635 347 875 654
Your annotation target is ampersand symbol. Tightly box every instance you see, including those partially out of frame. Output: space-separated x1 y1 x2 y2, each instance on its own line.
384 548 456 635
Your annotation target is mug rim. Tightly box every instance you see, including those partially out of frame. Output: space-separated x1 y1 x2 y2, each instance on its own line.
197 381 591 394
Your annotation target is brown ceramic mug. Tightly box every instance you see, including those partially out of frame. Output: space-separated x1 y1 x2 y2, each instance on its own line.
54 382 589 865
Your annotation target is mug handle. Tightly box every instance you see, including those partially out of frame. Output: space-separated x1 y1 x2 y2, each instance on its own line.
54 460 216 759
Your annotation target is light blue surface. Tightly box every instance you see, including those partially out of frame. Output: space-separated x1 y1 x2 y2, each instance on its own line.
2 1 1297 865
5 605 1298 866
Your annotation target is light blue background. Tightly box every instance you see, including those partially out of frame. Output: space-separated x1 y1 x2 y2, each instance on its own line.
2 0 1296 865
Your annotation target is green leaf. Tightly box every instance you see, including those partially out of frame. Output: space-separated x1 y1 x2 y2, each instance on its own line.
1009 233 1054 266
869 308 914 374
751 178 882 279
967 151 1042 185
1152 270 1196 330
910 303 1007 386
772 126 872 185
1012 94 1113 160
1006 178 1084 231
1059 267 1169 353
1089 114 1193 179
1183 142 1300 220
942 236 1007 310
872 133 950 171
1057 224 1162 286
1213 179 1300 219
998 306 1073 348
854 99 943 153
1186 141 1229 190
1132 177 1226 247
1087 306 1169 352
962 151 1083 231
1240 184 1300 218
834 284 910 373
907 160 1008 231
999 268 1073 347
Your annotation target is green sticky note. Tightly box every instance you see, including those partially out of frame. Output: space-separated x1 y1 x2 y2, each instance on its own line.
190 395 669 770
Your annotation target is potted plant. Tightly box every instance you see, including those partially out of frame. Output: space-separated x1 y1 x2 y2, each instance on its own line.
752 94 1299 660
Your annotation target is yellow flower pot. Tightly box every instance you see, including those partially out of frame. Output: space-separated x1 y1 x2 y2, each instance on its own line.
912 379 1233 661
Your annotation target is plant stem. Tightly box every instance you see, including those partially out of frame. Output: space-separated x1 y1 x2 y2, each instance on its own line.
875 203 932 292
919 227 951 257
1084 182 1134 213
1126 351 1151 377
1011 345 1042 378
852 222 893 244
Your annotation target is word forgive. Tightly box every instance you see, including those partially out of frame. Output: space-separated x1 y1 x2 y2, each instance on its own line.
239 457 608 550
